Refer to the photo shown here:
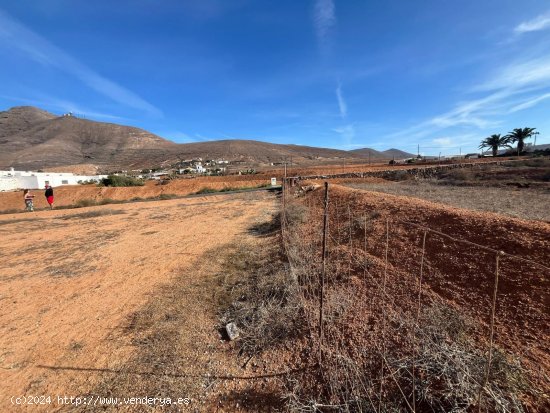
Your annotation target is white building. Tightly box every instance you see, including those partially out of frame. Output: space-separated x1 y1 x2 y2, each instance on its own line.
0 168 107 191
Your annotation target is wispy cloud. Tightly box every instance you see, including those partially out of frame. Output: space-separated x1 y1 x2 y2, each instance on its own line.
335 82 347 118
515 12 550 34
432 137 452 146
0 93 128 121
389 55 550 144
313 0 336 50
509 92 550 112
475 56 550 92
0 8 162 117
333 123 355 147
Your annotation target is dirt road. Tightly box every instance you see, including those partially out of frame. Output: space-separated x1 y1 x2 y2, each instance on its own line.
0 191 279 412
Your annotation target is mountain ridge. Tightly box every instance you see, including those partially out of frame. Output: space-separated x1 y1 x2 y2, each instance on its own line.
0 106 401 170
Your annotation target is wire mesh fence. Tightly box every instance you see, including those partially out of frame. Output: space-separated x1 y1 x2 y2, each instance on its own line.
280 180 549 412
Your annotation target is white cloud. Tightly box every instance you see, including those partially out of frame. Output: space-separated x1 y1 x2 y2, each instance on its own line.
313 0 335 49
432 137 452 146
0 9 162 117
509 92 550 112
389 56 550 143
335 83 347 118
515 12 550 34
476 56 550 92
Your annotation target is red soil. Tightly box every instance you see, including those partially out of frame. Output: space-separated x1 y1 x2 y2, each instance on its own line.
289 184 549 410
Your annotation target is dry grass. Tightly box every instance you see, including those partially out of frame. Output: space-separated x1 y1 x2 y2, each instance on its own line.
218 222 305 355
344 181 550 221
278 188 545 412
58 209 126 220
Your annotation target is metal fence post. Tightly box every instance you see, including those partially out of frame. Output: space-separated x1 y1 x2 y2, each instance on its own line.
319 182 329 366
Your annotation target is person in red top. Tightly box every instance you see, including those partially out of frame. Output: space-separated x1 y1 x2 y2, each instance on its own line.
44 184 54 209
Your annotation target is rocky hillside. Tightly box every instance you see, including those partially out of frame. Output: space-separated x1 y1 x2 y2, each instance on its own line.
0 106 400 170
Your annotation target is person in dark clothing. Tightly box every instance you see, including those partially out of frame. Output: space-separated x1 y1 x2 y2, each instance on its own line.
44 184 54 209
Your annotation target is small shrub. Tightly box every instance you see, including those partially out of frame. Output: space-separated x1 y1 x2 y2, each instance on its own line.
218 241 304 354
158 193 179 200
352 210 381 234
79 179 99 185
100 175 144 187
195 187 218 194
283 202 308 226
74 199 98 208
99 198 122 205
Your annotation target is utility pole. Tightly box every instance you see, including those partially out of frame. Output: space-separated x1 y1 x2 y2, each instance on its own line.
289 156 292 177
417 144 420 158
368 151 371 165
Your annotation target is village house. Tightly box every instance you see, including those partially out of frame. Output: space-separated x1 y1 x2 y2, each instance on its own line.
0 168 107 191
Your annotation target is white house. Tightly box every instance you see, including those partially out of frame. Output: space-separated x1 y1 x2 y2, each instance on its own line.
0 168 107 191
194 163 206 173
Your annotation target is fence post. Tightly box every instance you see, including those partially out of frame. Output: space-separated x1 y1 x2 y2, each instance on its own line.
477 251 501 412
281 177 286 233
319 182 329 366
412 230 427 413
379 218 390 413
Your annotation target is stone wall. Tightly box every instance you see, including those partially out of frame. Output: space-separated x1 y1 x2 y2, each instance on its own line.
292 159 521 183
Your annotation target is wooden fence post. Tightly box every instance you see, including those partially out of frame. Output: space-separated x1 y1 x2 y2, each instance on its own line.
477 251 501 412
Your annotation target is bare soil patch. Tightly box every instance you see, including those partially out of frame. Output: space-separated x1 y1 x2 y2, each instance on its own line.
0 191 279 412
281 184 549 410
0 175 273 213
344 181 550 222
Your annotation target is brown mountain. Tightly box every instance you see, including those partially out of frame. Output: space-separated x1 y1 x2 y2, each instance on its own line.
0 106 402 171
382 148 416 159
348 147 387 159
168 140 365 165
0 106 177 170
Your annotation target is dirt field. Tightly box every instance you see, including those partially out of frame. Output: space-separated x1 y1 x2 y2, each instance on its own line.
0 176 272 213
284 184 550 410
342 181 550 221
259 156 523 177
0 191 280 412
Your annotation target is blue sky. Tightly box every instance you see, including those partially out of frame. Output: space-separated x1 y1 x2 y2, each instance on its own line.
1 0 549 155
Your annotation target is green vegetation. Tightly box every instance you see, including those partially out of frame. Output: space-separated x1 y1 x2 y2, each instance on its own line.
100 175 145 187
505 127 538 154
194 187 218 194
479 134 509 157
157 193 179 200
479 127 538 156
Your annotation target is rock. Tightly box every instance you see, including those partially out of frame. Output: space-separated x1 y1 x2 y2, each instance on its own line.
225 322 239 340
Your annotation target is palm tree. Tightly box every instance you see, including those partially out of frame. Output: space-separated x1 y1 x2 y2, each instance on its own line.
505 128 537 155
479 134 508 157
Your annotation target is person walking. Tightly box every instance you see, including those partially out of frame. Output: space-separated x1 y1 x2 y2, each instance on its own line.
23 189 35 212
44 184 54 209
